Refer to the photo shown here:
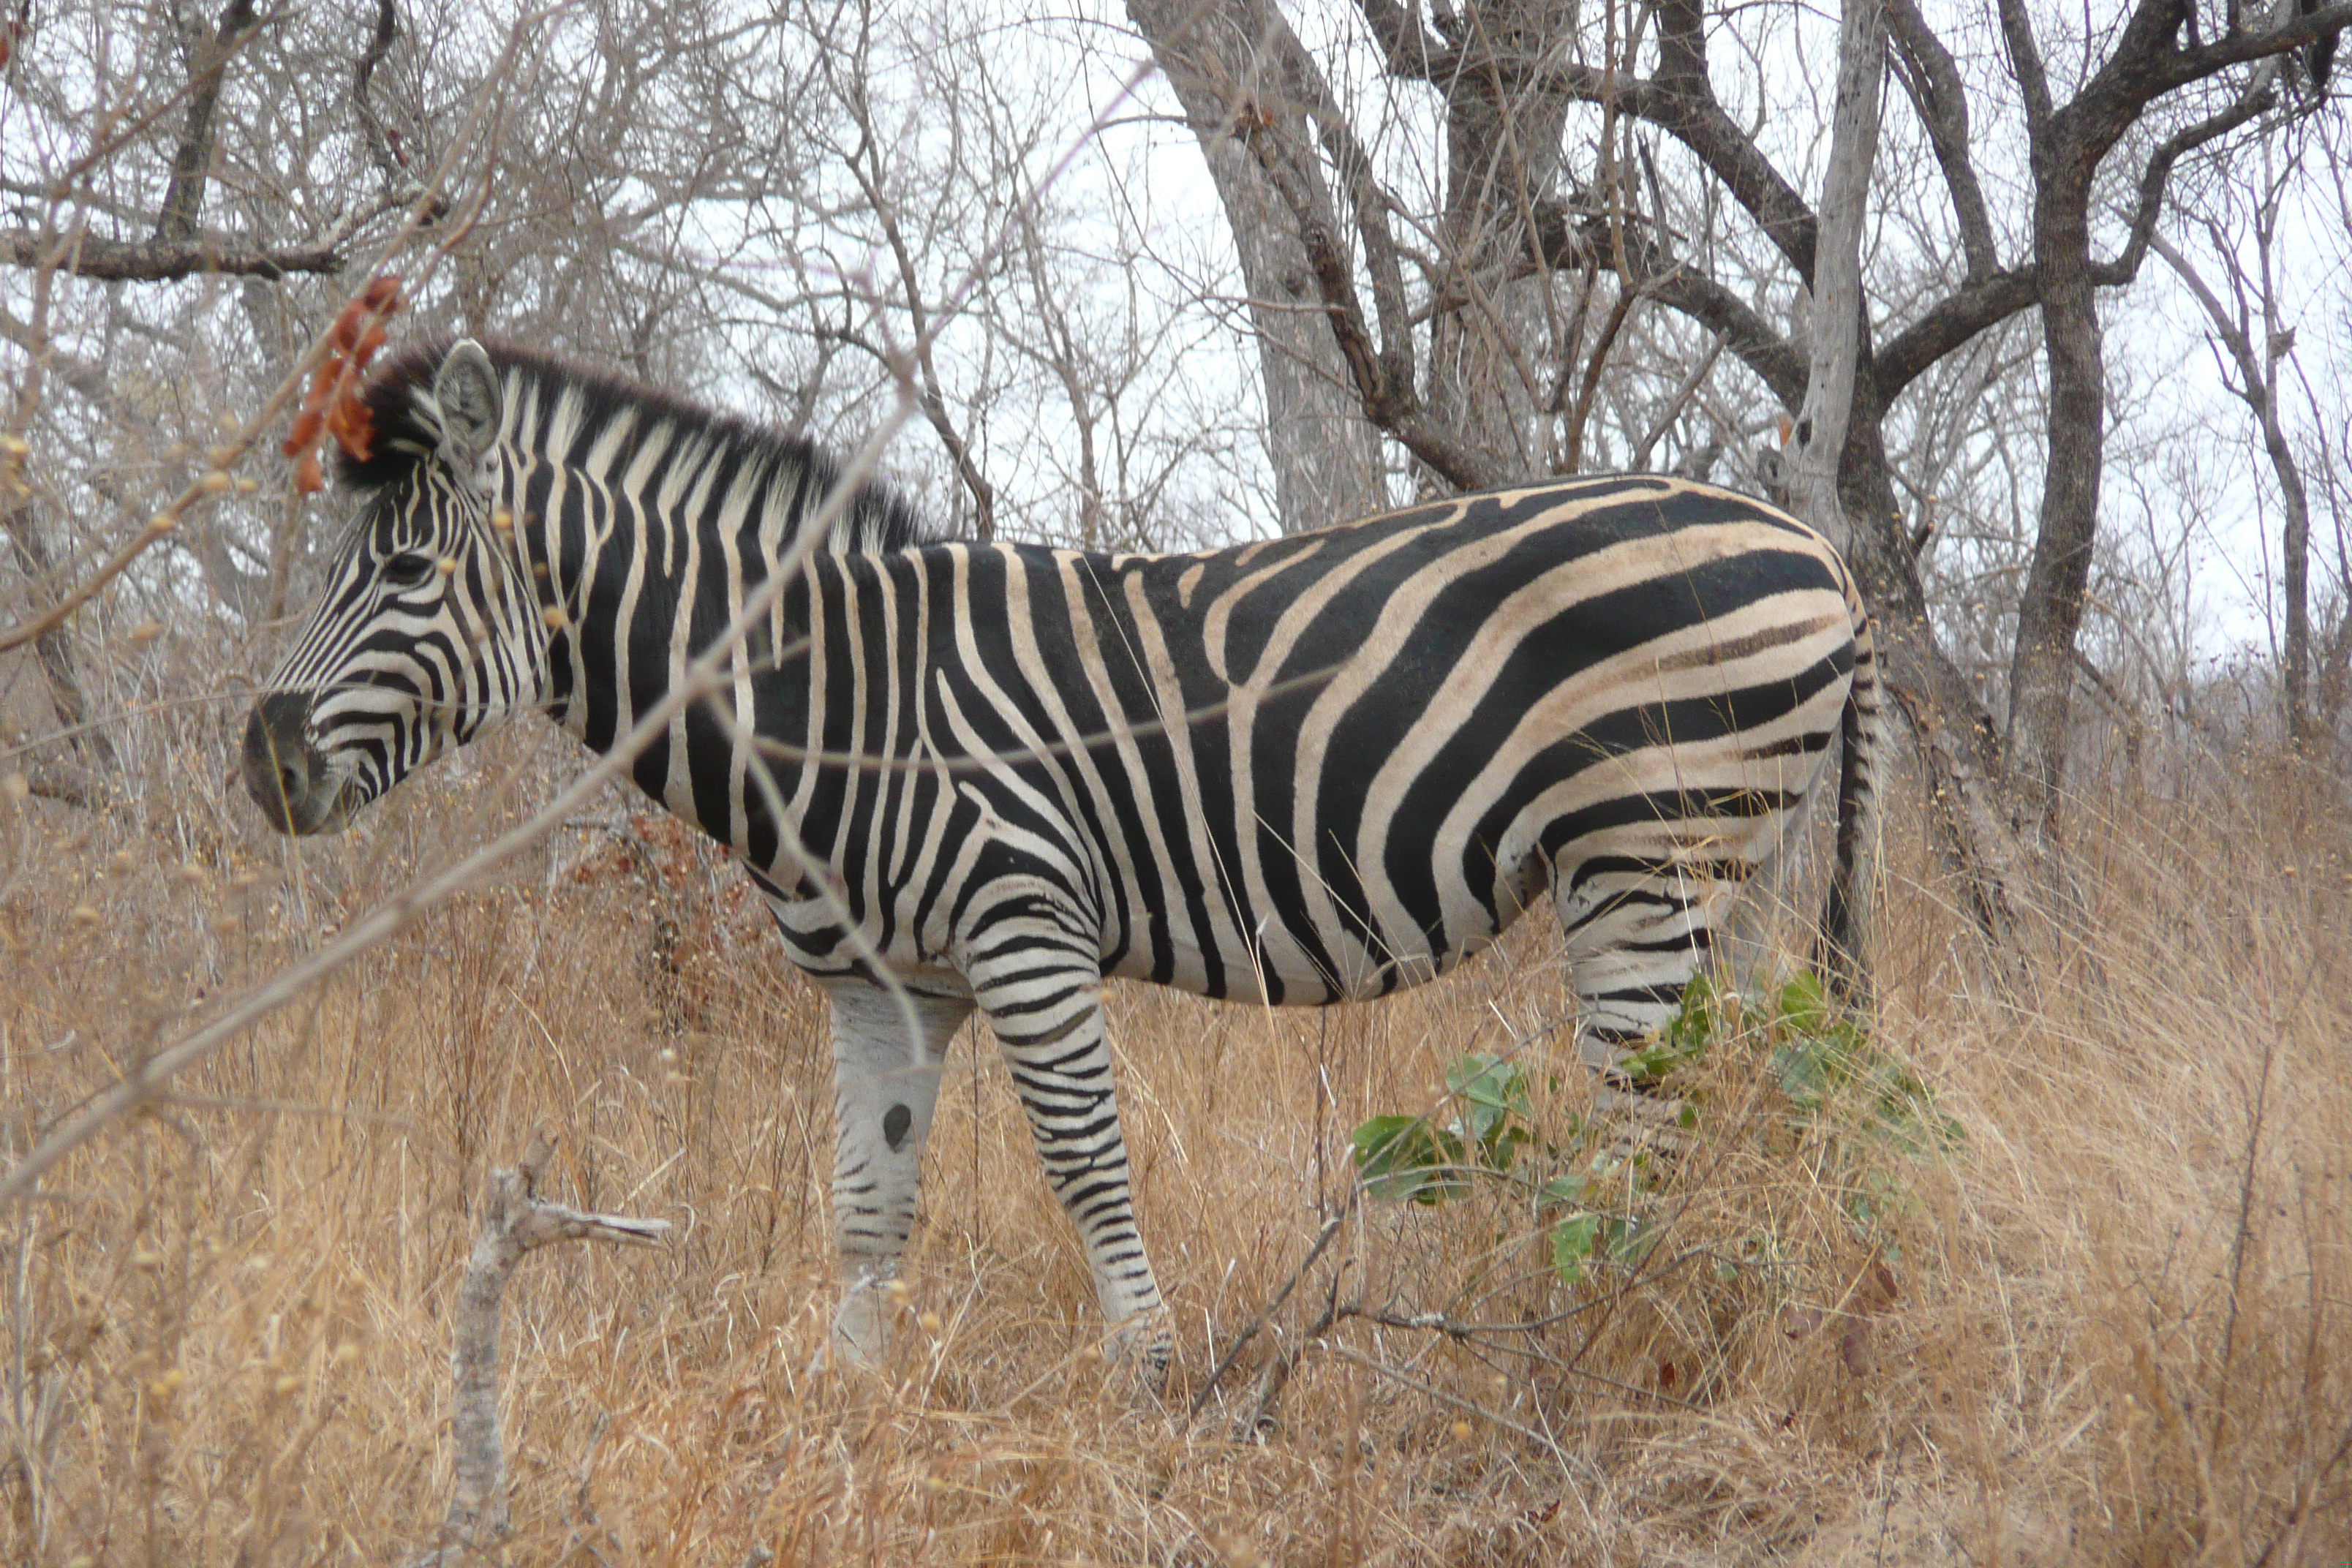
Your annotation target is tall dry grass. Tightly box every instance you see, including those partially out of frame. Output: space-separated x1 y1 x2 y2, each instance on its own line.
2 729 2347 1566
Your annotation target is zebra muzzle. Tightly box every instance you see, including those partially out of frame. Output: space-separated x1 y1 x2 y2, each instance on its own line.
241 690 341 835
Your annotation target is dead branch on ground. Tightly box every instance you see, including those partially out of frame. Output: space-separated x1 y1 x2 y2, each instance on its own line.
407 1131 669 1568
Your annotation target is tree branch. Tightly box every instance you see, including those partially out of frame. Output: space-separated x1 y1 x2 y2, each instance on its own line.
1887 0 1999 281
1996 0 2057 132
1640 265 1808 410
353 0 406 188
829 60 998 539
1 229 346 281
410 1131 668 1567
2091 82 2277 286
2162 1 2352 88
1521 197 1807 410
1635 0 1821 282
1789 0 1890 554
1240 104 1508 489
1875 265 2040 398
1361 0 1822 286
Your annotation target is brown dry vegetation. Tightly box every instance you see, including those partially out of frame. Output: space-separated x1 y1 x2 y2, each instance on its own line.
2 726 2349 1567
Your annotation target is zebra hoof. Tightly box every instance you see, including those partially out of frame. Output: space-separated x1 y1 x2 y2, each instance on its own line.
828 1273 895 1373
1101 1308 1174 1398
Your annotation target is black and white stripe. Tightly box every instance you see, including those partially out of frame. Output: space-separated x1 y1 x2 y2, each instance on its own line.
246 339 1878 1378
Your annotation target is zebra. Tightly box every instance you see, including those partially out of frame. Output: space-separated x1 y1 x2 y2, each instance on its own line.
244 339 1877 1382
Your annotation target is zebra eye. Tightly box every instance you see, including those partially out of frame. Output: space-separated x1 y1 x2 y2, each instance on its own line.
382 553 439 589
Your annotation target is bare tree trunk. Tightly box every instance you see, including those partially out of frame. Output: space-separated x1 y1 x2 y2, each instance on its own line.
1 489 118 783
410 1133 668 1568
2281 421 2314 741
2005 166 2101 846
1787 0 1888 557
1732 0 1885 976
1991 0 2336 836
1128 0 1386 532
154 0 260 245
1423 1 1575 480
1836 383 2029 949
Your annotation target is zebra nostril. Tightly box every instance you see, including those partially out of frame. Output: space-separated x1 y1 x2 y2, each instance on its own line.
243 690 322 832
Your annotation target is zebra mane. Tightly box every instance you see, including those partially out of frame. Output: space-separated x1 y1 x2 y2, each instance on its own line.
337 338 938 555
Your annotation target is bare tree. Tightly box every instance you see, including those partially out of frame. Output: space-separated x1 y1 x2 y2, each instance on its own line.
2149 118 2324 743
1787 0 1891 556
1993 0 2348 843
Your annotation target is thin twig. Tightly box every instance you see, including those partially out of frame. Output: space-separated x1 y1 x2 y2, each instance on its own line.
1326 1344 1594 1480
1190 1188 1356 1417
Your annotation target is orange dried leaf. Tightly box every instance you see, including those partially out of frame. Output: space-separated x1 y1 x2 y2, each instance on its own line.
294 451 324 494
326 396 376 464
304 358 341 410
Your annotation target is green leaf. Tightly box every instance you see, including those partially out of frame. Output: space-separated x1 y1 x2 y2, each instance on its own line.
1447 1052 1531 1123
1610 1215 1659 1267
1537 1173 1588 1211
1771 1041 1835 1109
1482 1120 1531 1172
1550 1212 1603 1284
1775 972 1831 1034
1439 1053 1537 1169
1665 972 1724 1053
1350 1115 1468 1205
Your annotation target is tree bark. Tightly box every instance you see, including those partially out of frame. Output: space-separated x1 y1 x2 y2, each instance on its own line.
1993 0 2350 832
154 0 260 245
1 230 344 281
1422 1 1577 480
410 1133 667 1567
1833 393 2027 946
1788 0 1888 557
1 490 118 778
1127 0 1386 532
2004 164 2101 847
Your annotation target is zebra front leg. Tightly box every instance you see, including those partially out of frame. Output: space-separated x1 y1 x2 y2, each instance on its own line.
970 957 1171 1387
823 981 973 1371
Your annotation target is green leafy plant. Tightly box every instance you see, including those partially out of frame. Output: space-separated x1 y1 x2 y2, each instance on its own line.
1345 1046 1654 1281
1535 1162 1660 1282
1347 970 1964 1286
1757 973 1964 1158
1346 1051 1534 1205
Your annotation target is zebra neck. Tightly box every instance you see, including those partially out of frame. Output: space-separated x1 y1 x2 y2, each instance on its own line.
513 451 818 851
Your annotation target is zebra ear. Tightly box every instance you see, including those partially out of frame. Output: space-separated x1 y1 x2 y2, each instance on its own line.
432 339 502 472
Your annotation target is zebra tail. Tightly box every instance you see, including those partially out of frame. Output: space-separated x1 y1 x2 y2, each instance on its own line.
1819 604 1880 1006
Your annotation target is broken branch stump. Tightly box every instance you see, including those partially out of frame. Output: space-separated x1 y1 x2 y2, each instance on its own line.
409 1129 669 1567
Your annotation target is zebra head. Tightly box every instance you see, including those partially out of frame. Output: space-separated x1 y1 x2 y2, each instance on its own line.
243 339 546 834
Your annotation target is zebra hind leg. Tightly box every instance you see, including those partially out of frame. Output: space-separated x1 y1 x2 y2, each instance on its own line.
970 955 1171 1390
823 982 973 1372
1558 858 1738 1153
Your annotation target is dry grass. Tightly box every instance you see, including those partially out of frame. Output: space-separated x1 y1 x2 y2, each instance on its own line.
3 731 2348 1566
